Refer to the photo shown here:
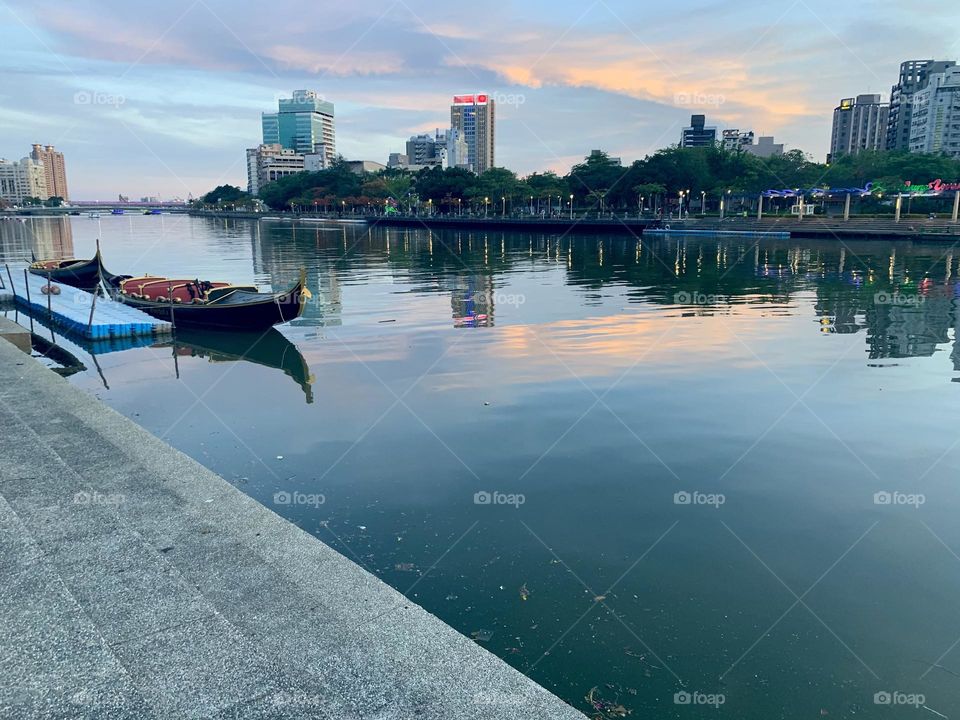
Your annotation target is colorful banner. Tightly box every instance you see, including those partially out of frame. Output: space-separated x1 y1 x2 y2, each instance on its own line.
762 180 960 198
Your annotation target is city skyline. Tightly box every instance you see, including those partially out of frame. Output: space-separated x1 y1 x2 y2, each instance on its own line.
2 0 960 198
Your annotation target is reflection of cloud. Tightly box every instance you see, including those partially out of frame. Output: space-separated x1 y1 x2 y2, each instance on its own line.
430 311 762 390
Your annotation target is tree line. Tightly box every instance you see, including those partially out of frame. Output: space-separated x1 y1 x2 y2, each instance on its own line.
198 148 960 214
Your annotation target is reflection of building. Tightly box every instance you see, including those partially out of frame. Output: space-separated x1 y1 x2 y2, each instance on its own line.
829 95 888 162
246 144 305 196
262 90 336 166
0 216 74 261
247 219 343 327
0 157 48 203
451 275 494 328
30 144 69 200
680 114 717 148
451 95 495 173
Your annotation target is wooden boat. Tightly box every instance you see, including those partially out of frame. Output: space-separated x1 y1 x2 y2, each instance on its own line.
29 250 105 288
110 270 309 330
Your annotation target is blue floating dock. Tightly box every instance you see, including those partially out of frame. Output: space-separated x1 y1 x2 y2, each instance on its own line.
3 266 172 340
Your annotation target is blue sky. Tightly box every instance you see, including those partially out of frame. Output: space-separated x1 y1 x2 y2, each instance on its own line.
1 0 958 199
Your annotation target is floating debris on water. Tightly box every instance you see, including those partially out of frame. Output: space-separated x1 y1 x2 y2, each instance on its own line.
394 563 417 572
471 629 493 642
584 686 631 718
519 583 530 601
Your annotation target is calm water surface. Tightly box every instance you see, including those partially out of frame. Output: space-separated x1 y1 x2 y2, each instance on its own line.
4 215 960 718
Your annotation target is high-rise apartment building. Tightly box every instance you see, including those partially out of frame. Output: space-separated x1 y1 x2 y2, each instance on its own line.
401 128 469 170
450 95 495 173
722 129 755 152
29 144 68 200
262 90 336 166
909 65 960 158
245 144 305 196
828 95 889 161
0 157 48 204
405 133 440 166
887 60 957 151
680 115 717 148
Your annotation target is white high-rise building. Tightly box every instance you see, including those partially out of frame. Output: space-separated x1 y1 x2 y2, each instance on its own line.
0 157 48 204
246 144 305 196
445 127 469 169
909 66 960 158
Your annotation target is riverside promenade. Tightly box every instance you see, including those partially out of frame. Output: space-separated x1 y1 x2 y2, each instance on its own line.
0 338 585 719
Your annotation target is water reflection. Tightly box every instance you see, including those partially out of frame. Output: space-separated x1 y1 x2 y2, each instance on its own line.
0 216 74 262
244 220 960 374
11 217 960 716
156 328 315 404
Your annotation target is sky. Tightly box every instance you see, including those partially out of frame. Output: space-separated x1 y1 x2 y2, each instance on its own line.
1 0 959 200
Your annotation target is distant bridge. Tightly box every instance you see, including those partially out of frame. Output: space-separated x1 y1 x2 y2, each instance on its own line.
2 202 190 216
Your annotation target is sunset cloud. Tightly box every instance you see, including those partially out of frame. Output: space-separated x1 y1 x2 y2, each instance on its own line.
1 0 958 197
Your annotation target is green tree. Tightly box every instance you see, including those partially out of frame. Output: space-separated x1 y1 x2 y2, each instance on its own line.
200 185 250 205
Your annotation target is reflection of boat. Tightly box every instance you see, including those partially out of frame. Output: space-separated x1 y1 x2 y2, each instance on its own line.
156 328 314 403
111 209 124 215
111 270 309 331
87 212 100 218
29 247 106 287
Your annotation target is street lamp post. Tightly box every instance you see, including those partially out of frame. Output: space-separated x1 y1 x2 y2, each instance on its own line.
569 194 574 220
485 197 489 218
701 191 706 215
501 196 506 217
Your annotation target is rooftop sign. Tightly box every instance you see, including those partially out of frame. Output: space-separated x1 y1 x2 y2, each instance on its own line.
453 94 489 105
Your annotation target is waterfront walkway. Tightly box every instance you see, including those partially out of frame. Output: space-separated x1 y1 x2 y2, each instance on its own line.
0 338 585 719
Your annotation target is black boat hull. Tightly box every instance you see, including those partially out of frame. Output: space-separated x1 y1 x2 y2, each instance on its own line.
117 278 307 331
29 254 103 288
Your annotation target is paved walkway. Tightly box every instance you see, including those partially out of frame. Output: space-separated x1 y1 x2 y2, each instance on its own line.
0 338 585 719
